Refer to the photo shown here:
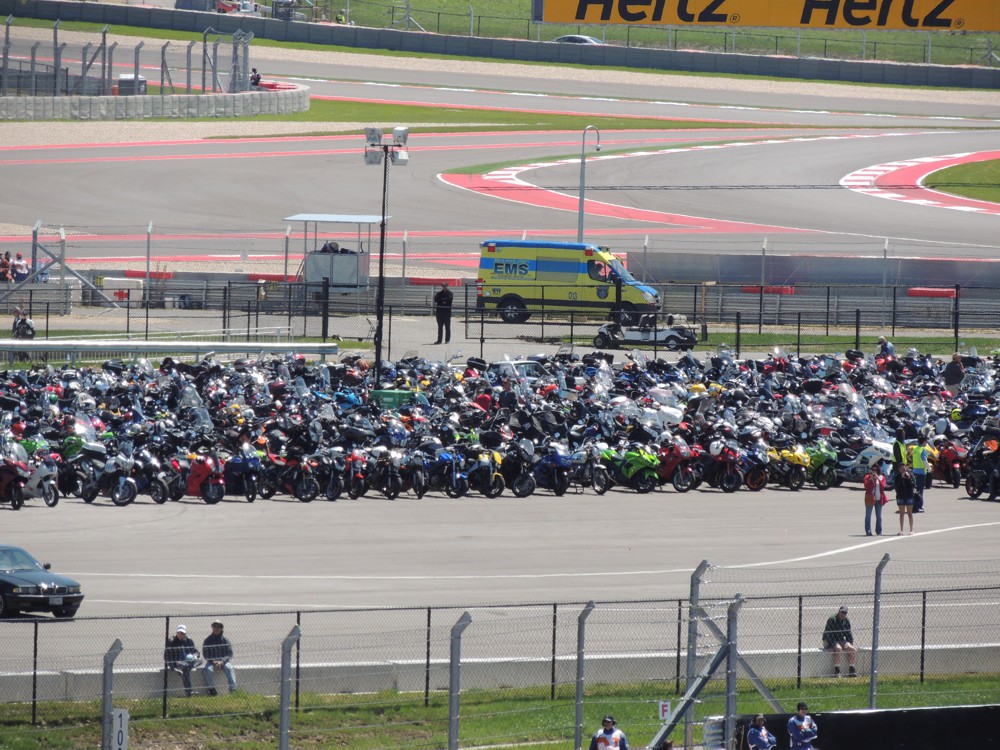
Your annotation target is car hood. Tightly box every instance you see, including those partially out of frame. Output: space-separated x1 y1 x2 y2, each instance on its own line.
3 570 80 588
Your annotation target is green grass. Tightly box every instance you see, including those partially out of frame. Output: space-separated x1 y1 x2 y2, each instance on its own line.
2 674 999 749
924 159 1000 204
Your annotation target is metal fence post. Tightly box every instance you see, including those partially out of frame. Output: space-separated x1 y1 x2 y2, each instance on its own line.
685 560 710 750
869 553 890 709
448 612 473 750
796 311 801 354
735 312 741 359
388 306 393 362
321 277 329 342
574 601 596 750
32 620 39 725
891 287 897 336
479 309 485 360
278 625 302 750
222 285 229 334
796 595 803 689
825 286 831 335
100 639 124 750
550 603 558 700
425 607 432 707
855 309 861 351
725 596 744 750
954 284 960 352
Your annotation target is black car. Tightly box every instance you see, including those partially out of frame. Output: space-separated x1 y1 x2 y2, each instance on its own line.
0 544 84 618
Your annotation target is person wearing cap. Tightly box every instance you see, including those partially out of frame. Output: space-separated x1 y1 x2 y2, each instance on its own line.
822 606 857 677
876 336 895 358
202 620 237 695
164 624 201 697
787 702 818 750
433 281 453 345
748 714 776 750
589 715 630 750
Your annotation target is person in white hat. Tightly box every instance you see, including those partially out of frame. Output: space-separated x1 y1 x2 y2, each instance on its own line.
164 624 201 697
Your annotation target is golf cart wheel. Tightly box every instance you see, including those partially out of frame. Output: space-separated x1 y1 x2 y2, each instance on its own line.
594 333 610 349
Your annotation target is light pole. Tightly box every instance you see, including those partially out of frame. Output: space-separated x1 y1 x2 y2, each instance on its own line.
577 125 601 243
363 126 409 385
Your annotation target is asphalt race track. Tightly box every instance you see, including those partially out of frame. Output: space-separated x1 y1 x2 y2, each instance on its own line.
3 41 1000 619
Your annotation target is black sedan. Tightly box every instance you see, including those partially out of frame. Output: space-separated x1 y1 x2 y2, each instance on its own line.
0 544 84 618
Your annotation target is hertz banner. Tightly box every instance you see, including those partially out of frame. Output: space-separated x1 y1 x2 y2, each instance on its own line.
533 0 1000 32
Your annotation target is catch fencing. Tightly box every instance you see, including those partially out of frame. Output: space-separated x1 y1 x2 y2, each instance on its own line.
2 559 1000 747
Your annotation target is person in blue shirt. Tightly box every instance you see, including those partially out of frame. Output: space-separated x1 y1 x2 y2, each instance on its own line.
787 702 818 750
589 715 629 750
877 336 895 357
747 714 777 750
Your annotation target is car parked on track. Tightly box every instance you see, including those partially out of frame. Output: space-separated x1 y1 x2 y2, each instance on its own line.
552 35 605 45
0 544 84 618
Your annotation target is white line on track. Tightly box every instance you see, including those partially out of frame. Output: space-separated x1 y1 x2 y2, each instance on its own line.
72 521 1000 581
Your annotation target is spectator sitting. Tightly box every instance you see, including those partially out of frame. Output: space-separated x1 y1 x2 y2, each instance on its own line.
11 253 28 283
250 68 262 87
822 605 857 677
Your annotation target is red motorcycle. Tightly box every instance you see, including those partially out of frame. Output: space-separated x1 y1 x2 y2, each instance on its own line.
0 443 33 510
168 450 226 505
655 436 696 492
927 438 967 489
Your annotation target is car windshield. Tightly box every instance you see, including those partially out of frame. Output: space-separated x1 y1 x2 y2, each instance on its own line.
0 548 44 573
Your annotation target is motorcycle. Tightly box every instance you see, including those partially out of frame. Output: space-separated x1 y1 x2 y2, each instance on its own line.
17 443 59 508
691 437 744 494
655 435 697 492
167 450 226 505
926 437 966 489
80 444 138 506
765 442 810 491
593 442 659 494
0 441 34 510
222 442 262 502
804 439 838 490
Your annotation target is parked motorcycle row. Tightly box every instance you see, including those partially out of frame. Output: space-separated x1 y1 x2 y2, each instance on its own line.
0 344 996 510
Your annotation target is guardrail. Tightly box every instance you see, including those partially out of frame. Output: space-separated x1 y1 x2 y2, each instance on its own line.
0 338 338 363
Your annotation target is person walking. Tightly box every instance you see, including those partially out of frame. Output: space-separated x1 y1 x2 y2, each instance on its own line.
863 461 886 536
911 434 930 513
202 620 238 695
433 281 453 344
589 715 629 750
787 702 818 750
895 463 915 535
748 714 777 750
164 624 201 697
822 606 857 677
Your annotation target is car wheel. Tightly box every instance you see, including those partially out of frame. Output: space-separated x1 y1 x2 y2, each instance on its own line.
497 296 529 324
201 481 224 505
42 482 59 508
149 478 170 505
511 472 536 498
0 595 17 619
53 608 78 619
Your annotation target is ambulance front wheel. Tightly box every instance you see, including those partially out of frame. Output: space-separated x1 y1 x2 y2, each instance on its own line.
497 296 529 324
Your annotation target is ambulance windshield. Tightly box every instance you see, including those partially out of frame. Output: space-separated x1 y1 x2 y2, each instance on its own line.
608 258 637 283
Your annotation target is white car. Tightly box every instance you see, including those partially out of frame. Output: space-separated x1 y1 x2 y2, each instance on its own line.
552 35 605 45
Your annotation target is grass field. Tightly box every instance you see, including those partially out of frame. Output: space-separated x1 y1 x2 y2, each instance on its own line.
925 160 1000 205
2 674 1000 750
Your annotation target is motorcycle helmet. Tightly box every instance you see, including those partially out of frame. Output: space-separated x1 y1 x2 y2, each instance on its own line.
709 439 724 457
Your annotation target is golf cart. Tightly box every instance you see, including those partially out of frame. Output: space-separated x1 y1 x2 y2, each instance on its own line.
593 314 697 351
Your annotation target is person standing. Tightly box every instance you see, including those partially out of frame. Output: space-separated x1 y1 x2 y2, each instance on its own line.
877 336 895 357
202 620 238 695
895 463 915 535
942 352 965 393
822 606 857 677
433 281 453 344
164 624 201 697
748 714 777 750
589 715 629 750
863 461 886 536
911 434 930 513
787 702 818 750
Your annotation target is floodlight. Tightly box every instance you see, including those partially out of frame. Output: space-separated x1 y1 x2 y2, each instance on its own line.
364 126 383 146
390 148 409 166
392 126 409 145
364 148 383 165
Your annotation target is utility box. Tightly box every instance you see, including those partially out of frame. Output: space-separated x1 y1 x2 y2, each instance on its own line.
117 74 147 96
304 249 370 288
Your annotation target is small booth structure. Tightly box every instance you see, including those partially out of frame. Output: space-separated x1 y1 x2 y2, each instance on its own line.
285 214 382 289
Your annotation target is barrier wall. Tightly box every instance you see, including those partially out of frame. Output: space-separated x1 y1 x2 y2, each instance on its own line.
0 82 310 120
1 0 998 90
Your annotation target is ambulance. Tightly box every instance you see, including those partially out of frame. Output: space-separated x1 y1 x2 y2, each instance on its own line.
476 240 659 324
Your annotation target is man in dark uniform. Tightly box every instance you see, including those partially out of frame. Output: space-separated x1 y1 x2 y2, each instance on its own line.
433 281 453 344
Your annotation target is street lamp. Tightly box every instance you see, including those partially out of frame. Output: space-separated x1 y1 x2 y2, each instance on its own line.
577 125 601 243
363 125 410 384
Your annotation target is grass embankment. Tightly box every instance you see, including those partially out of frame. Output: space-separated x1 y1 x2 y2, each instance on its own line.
925 160 1000 205
2 675 1000 750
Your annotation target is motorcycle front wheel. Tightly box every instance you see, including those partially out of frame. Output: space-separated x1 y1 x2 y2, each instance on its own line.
201 481 224 505
552 471 570 497
295 476 320 503
813 466 835 490
326 475 344 501
243 477 257 503
786 466 806 491
42 481 59 507
445 476 469 498
111 481 137 506
671 467 695 493
511 472 536 498
382 475 402 501
483 474 505 499
966 474 985 499
592 466 612 496
744 466 768 492
9 484 23 510
149 478 170 505
719 469 743 494
632 470 658 494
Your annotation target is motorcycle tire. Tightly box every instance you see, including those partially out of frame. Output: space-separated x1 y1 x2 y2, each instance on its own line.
744 466 768 492
42 481 59 508
326 475 344 501
383 476 402 501
592 466 612 496
348 475 365 500
201 481 224 505
295 477 320 503
689 465 704 491
111 481 137 507
243 477 257 503
445 476 469 498
258 477 278 500
149 478 170 505
81 480 99 504
813 466 835 490
511 472 536 498
169 479 185 502
671 467 695 493
786 466 806 492
484 474 505 499
952 467 962 489
552 472 569 497
719 469 743 494
412 470 426 499
632 470 658 494
9 484 23 510
966 474 985 499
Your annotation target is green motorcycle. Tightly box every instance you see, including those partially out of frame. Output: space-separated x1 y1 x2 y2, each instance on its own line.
593 442 659 494
804 439 837 490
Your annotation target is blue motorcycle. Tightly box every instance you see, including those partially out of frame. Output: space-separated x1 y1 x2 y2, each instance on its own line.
223 443 261 502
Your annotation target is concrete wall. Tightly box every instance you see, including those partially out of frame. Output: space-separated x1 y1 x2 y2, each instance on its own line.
0 83 310 121
8 645 1000 701
2 0 998 90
